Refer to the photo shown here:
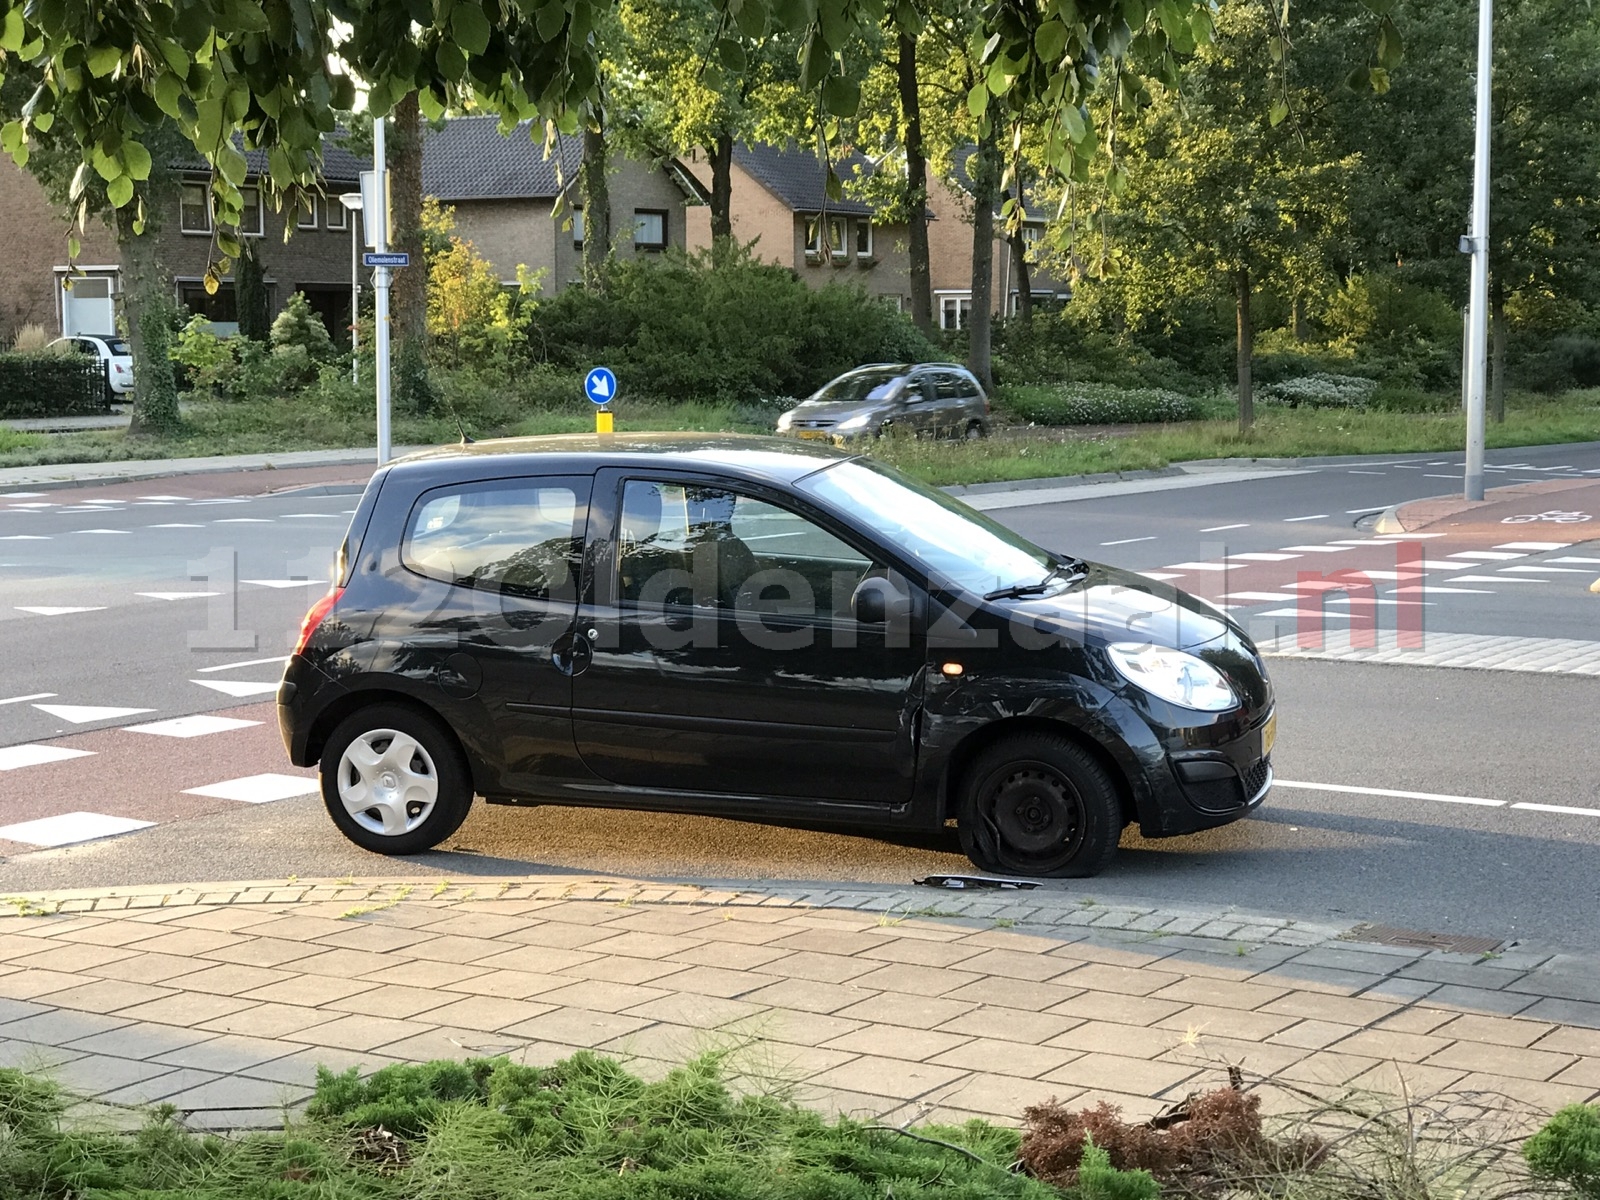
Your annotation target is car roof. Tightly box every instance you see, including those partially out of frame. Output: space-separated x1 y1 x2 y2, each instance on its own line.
386 432 854 490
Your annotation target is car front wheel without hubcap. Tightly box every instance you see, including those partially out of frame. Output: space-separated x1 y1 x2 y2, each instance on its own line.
957 733 1122 877
321 704 472 854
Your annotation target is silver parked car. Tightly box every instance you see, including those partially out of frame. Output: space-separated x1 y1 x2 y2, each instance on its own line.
776 363 991 442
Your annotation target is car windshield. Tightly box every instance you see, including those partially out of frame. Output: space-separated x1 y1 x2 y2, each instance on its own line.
105 338 131 356
796 457 1054 595
811 368 905 404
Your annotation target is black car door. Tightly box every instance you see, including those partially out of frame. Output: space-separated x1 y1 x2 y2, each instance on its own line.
569 469 925 806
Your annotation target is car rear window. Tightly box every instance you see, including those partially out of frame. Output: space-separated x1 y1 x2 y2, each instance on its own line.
403 479 587 600
105 338 131 356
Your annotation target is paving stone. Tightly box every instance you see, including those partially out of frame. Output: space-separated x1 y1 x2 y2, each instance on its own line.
99 1067 224 1106
1048 1019 1184 1060
930 1036 1077 1079
1163 1033 1310 1077
468 943 603 974
823 1024 971 1062
1266 1019 1361 1050
928 1072 1076 1119
309 923 441 954
624 992 764 1029
285 1013 440 1052
1358 977 1441 1003
1424 1040 1578 1082
195 936 322 969
1150 976 1291 1011
1153 1004 1302 1042
502 1006 655 1045
1395 960 1524 989
667 941 793 972
847 961 983 998
1531 1026 1600 1057
414 912 548 940
1507 971 1600 1004
414 995 558 1032
127 928 244 957
1343 1058 1470 1096
240 974 377 1006
759 950 880 984
374 1026 532 1062
198 1002 327 1038
241 1046 401 1086
1432 1013 1557 1048
9 942 138 975
1260 992 1403 1027
1550 1058 1600 1090
742 977 875 1014
1445 1071 1598 1116
0 969 92 999
804 1054 968 1100
853 938 985 969
1521 996 1600 1027
1047 990 1188 1027
32 978 176 1014
67 1021 218 1058
0 1037 85 1069
117 992 262 1026
831 992 976 1030
86 952 205 985
1046 1051 1203 1097
721 1009 868 1047
324 983 467 1019
560 955 692 986
936 1005 1079 1045
1330 1027 1456 1063
163 1074 313 1112
0 997 49 1025
1415 984 1542 1016
50 1052 206 1097
0 1009 132 1046
150 1034 299 1073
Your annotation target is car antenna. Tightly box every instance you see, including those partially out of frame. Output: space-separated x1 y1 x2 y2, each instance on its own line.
454 414 475 445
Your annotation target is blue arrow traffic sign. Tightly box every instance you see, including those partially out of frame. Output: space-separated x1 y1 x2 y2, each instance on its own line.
584 366 618 406
362 251 411 267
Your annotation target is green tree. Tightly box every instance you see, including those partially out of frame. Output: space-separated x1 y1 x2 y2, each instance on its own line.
234 239 270 342
1062 2 1357 429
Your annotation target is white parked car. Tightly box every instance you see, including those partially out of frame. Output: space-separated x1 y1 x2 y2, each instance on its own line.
49 334 134 401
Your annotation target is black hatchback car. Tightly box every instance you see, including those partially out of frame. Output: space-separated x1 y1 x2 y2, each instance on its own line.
280 433 1274 878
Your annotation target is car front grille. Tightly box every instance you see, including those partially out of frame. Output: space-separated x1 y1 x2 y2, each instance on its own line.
1243 755 1272 801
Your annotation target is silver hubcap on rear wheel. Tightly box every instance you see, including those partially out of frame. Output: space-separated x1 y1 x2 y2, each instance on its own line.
337 728 439 837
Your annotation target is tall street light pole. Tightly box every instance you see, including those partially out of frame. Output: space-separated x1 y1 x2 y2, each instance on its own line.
371 117 392 466
339 192 363 385
1462 0 1493 501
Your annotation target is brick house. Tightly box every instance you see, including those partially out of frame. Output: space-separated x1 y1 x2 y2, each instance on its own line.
0 142 366 346
682 142 913 309
927 149 1070 331
422 116 704 288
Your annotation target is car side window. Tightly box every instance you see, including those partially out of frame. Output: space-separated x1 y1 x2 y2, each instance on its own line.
909 374 937 403
619 480 874 617
402 479 586 601
934 372 964 400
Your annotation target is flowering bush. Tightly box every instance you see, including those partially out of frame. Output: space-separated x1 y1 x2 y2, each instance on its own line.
1003 382 1204 425
1259 373 1378 410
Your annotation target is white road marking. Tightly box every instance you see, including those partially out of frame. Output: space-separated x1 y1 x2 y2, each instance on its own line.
196 655 290 673
1283 514 1329 522
1201 523 1249 532
1327 539 1399 546
0 744 95 771
1274 779 1503 806
0 492 48 498
1548 556 1600 564
1346 506 1391 513
191 679 279 698
1137 572 1184 581
1390 585 1495 594
1100 536 1156 546
1347 472 1387 476
1255 607 1354 619
1280 545 1353 553
281 513 342 519
1416 560 1469 569
242 578 317 588
138 591 223 600
1499 566 1593 574
188 498 251 505
1449 551 1526 560
132 501 177 506
0 692 55 706
1373 532 1446 538
1495 541 1571 551
1452 574 1548 584
16 606 108 616
146 523 205 529
1220 592 1299 602
1511 803 1600 818
1164 562 1231 571
33 703 154 722
1322 597 1433 606
0 535 50 540
140 495 191 501
1227 552 1301 562
183 773 318 804
0 812 153 848
6 502 57 509
124 715 262 738
214 518 274 523
73 529 127 535
1423 474 1459 479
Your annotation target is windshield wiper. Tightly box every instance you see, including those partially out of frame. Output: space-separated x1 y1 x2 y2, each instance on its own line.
983 558 1088 601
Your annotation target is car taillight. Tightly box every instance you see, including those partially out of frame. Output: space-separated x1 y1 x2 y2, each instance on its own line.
293 587 344 656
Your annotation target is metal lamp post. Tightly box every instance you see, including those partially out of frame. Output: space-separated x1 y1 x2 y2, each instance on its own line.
1462 0 1494 501
339 192 363 385
359 118 392 466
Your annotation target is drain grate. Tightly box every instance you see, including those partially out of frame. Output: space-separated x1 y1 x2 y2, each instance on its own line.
1342 923 1503 955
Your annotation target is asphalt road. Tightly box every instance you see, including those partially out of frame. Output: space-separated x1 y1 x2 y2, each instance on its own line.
3 445 1598 952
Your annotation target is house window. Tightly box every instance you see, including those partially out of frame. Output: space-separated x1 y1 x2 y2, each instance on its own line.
1021 223 1043 246
939 294 971 331
178 280 238 324
828 216 846 257
327 195 350 231
856 220 873 257
572 206 584 247
240 185 264 237
180 182 211 234
633 209 667 251
296 193 318 230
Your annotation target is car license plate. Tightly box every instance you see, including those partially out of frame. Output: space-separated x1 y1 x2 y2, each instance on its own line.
1262 711 1277 756
796 430 827 440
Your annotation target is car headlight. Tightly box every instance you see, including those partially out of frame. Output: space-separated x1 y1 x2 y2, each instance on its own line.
1107 641 1237 712
834 413 873 432
775 411 794 432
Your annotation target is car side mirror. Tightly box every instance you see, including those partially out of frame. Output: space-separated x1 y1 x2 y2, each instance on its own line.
853 574 913 624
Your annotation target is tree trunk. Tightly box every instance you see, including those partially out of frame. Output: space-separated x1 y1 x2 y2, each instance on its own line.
1292 295 1309 341
1008 220 1032 327
1489 274 1507 423
580 121 610 288
1236 267 1255 432
966 118 1002 389
388 93 432 410
709 131 734 263
897 30 932 334
235 241 270 343
117 206 181 436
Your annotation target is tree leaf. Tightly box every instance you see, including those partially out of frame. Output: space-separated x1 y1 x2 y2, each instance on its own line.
122 140 153 180
33 111 54 133
535 0 566 43
1034 19 1068 63
106 174 134 207
204 267 221 295
154 72 184 118
821 75 858 117
1377 20 1403 69
734 0 767 38
1269 99 1289 127
86 41 123 78
217 143 248 185
0 6 24 52
1344 65 1370 91
451 1 491 55
1368 66 1390 94
966 82 989 119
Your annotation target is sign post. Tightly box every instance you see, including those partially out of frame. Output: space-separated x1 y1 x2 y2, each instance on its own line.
584 366 617 433
371 118 392 466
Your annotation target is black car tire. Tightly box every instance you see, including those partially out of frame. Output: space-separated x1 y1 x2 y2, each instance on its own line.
957 733 1122 878
320 703 473 855
965 420 988 440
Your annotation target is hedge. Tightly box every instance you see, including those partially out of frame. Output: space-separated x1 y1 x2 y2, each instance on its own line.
0 352 107 418
1001 381 1205 425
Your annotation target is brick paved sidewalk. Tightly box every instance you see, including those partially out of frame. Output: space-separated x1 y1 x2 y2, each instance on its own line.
1 877 1597 1132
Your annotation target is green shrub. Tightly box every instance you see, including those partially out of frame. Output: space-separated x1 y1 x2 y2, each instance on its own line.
1259 373 1378 410
530 244 938 404
270 292 336 362
171 315 245 394
1524 1104 1600 1199
0 351 107 417
1000 382 1204 425
1516 334 1600 393
1370 383 1455 413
